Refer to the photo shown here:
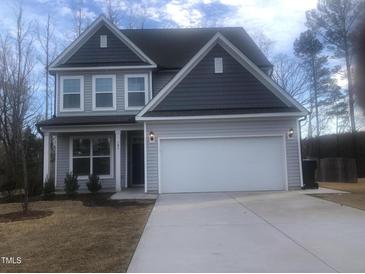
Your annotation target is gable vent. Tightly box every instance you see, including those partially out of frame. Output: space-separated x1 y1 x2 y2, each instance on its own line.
100 35 108 48
214 57 223 73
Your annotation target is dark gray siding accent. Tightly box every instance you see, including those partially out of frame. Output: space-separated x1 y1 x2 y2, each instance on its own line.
55 132 127 191
154 44 288 112
63 25 145 66
145 118 301 193
56 69 151 116
152 70 177 96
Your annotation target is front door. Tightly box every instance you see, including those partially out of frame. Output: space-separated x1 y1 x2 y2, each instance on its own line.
128 133 145 187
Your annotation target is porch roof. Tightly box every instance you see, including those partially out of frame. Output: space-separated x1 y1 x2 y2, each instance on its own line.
37 115 136 127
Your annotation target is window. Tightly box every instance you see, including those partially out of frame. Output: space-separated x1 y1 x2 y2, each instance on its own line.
125 74 147 109
71 137 113 178
100 35 107 48
214 57 223 73
60 76 84 111
92 75 116 110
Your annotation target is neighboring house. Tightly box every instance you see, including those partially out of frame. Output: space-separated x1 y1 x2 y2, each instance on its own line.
37 16 307 194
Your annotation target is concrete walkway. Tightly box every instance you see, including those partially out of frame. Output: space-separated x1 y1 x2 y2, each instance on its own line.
128 189 365 272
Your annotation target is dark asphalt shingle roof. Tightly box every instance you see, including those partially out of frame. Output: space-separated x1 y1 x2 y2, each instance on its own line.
121 27 272 70
37 115 135 127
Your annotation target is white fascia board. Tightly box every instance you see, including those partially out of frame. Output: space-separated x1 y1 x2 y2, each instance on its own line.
49 65 156 72
49 15 156 69
135 112 306 122
137 32 308 119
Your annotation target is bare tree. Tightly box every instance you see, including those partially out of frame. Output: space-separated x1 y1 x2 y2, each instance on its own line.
104 0 121 26
249 30 275 60
70 0 91 38
37 14 57 119
0 5 37 213
272 54 309 104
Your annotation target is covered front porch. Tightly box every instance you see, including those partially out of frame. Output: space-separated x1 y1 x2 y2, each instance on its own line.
40 121 146 193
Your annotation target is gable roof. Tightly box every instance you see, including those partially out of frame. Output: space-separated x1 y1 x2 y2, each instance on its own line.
136 33 308 120
121 27 272 71
49 16 156 71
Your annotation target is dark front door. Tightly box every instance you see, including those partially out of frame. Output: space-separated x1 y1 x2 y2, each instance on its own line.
129 134 145 187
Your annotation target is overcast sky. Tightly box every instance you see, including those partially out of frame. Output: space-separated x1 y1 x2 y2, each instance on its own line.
0 0 318 56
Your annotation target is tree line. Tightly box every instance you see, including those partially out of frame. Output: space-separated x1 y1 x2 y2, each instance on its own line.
267 0 365 137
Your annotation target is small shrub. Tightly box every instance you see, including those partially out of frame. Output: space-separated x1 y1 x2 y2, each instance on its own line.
64 172 79 196
43 177 55 198
87 174 102 194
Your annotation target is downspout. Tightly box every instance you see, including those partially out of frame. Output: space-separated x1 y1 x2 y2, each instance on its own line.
53 74 56 118
298 116 306 188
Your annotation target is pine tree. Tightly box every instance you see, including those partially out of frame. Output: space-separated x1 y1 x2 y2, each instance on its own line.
306 0 365 133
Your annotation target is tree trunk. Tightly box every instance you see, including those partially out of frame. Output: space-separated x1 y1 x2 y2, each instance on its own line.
345 49 356 133
21 134 29 214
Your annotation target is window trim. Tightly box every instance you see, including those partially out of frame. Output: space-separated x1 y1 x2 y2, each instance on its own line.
100 35 107 48
69 136 114 180
92 74 117 111
60 75 84 112
214 57 223 73
124 73 148 110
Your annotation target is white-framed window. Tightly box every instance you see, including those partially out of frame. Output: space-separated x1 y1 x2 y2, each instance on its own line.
60 76 84 112
92 75 116 110
100 35 107 48
70 136 113 179
124 74 148 110
214 57 223 73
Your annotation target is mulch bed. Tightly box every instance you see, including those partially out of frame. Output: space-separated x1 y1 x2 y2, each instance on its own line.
0 210 53 223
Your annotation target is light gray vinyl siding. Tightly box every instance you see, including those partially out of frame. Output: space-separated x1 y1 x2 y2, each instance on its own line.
55 132 127 191
56 69 151 116
145 118 302 193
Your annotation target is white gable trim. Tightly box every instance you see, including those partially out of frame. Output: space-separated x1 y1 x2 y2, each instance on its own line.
49 15 156 69
136 33 308 119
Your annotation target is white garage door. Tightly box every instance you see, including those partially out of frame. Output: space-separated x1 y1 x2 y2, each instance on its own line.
159 136 287 193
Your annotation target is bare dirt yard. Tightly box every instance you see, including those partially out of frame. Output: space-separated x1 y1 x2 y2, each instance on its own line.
0 194 155 272
312 179 365 211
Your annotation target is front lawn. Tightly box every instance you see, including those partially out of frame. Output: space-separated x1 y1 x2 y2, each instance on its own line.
311 179 365 211
0 194 155 272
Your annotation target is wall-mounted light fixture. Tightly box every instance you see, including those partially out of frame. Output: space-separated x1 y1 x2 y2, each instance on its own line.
288 128 294 138
148 131 156 143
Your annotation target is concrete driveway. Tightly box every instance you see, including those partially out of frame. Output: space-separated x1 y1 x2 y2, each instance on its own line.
128 190 365 272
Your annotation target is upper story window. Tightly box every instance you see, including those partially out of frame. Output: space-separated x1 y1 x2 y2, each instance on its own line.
125 74 148 110
214 57 223 73
60 76 84 112
100 35 107 48
92 75 116 110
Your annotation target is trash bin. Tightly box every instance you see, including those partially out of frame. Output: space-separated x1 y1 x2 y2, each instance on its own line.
302 159 319 189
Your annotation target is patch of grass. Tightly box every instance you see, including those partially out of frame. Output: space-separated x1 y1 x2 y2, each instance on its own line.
312 179 365 211
0 195 155 272
319 178 365 193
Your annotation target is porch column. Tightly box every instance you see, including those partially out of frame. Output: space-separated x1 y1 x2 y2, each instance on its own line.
115 129 122 192
43 132 50 184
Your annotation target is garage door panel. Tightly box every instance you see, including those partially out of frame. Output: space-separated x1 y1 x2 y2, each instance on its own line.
160 136 286 193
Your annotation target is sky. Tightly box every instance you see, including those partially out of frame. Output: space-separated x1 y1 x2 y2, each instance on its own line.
0 0 318 56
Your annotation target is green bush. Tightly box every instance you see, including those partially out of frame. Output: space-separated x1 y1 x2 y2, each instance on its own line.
64 172 79 196
43 177 55 198
87 174 102 194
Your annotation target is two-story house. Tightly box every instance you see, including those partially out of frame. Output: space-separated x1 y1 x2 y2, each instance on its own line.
37 16 307 194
